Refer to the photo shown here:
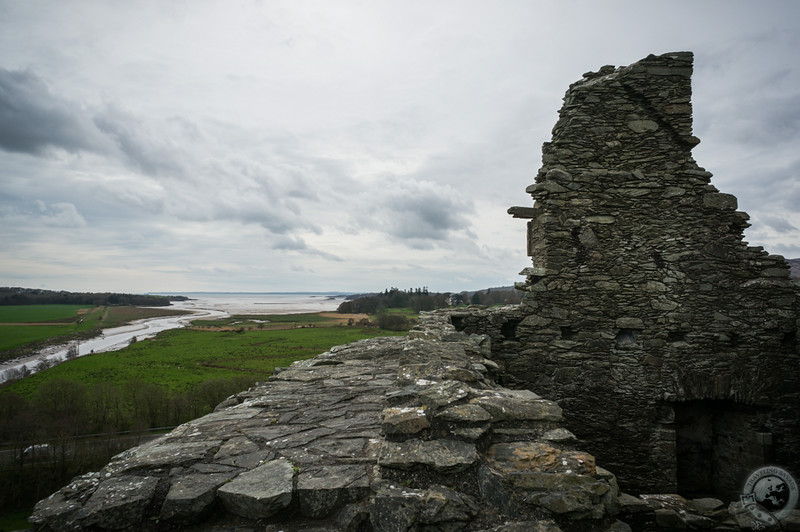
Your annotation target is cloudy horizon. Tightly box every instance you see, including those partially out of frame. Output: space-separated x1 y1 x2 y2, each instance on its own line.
1 1 799 294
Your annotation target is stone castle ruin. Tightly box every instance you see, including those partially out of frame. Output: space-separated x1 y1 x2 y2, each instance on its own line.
488 50 800 499
31 52 800 531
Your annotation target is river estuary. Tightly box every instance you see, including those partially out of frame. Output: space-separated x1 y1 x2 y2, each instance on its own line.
0 292 347 385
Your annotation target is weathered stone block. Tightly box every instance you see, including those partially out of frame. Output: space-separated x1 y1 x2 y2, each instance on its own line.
615 317 644 329
29 492 82 530
702 192 737 209
381 406 430 435
487 442 595 475
102 439 224 475
470 395 562 422
76 476 160 529
585 215 616 224
160 472 231 523
370 485 478 531
378 439 479 473
217 458 294 519
627 119 659 133
296 465 370 518
436 403 492 423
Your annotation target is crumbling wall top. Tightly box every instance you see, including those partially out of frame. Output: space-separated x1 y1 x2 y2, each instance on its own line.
540 51 699 179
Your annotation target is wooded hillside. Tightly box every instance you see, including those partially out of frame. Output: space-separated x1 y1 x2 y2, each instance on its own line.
0 287 186 307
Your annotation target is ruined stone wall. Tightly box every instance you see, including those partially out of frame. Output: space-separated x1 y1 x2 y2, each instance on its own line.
493 51 800 496
34 311 778 531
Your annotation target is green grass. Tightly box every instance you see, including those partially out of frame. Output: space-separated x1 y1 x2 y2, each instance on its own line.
0 305 188 355
3 325 405 399
0 304 92 323
191 312 340 328
0 509 32 531
101 306 189 328
0 305 101 351
253 312 340 324
0 324 77 352
375 308 419 318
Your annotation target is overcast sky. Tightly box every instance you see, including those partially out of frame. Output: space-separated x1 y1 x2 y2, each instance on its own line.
1 1 799 294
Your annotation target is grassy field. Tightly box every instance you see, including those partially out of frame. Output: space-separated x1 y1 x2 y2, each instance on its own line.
0 304 94 323
0 305 98 352
3 321 405 399
189 311 345 330
0 305 189 355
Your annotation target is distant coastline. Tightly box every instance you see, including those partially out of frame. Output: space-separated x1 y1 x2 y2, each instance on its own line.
149 291 355 297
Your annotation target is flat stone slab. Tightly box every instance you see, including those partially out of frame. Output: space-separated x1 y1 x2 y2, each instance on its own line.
470 395 563 422
76 475 160 529
102 439 223 475
379 439 479 473
217 458 294 519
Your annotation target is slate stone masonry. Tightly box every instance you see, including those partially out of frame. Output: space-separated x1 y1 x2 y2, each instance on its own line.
500 51 800 497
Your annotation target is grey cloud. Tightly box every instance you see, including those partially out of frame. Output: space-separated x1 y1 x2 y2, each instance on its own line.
93 104 182 175
759 214 798 234
0 200 86 228
724 92 800 147
762 92 800 141
36 201 87 227
773 243 800 257
272 235 308 251
753 158 800 213
272 235 342 261
156 167 321 238
0 67 106 155
0 67 184 177
287 178 319 201
367 180 474 242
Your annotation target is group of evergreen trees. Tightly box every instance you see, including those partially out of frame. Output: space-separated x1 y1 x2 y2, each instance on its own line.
337 286 522 315
337 287 450 314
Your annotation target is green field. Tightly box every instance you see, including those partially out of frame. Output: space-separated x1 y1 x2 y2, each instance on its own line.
190 312 342 329
0 304 93 323
4 325 403 398
0 305 189 354
0 305 98 352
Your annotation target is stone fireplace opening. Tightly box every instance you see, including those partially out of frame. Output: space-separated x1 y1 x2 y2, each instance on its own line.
674 400 772 501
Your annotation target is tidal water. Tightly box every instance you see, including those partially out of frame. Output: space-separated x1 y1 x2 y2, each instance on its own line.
0 292 349 384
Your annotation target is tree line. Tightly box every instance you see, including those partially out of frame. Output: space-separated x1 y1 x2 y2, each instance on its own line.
0 287 187 307
0 375 253 512
337 286 522 315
